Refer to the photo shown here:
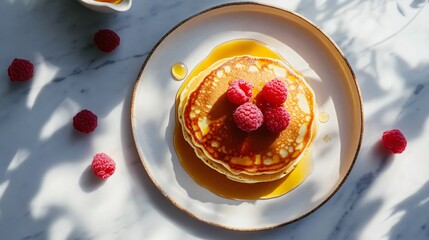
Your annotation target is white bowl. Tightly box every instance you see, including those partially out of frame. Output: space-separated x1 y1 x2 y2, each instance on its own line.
78 0 132 13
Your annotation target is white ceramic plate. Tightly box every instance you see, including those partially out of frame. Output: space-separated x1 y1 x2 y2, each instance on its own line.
131 3 363 231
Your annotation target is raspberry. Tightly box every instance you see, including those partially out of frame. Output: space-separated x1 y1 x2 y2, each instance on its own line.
261 78 288 106
226 79 253 105
8 58 34 81
94 29 120 52
264 106 291 132
233 103 263 132
92 153 116 179
382 129 407 154
73 109 98 134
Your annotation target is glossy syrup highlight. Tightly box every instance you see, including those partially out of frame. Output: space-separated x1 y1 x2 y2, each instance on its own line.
174 39 313 200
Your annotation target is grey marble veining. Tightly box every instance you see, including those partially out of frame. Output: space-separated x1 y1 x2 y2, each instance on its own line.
1 0 429 239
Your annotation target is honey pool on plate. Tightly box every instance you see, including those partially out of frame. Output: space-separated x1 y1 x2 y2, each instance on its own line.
173 39 314 200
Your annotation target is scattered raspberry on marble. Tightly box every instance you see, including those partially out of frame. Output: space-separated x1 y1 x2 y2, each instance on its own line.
233 103 264 132
226 79 253 105
73 109 98 134
92 153 116 179
94 29 120 52
261 78 288 106
263 106 291 132
382 129 407 154
8 58 34 81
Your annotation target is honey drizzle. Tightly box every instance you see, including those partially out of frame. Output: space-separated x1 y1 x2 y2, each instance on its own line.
174 39 313 200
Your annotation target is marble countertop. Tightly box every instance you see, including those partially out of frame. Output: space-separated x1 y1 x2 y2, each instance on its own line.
1 0 429 239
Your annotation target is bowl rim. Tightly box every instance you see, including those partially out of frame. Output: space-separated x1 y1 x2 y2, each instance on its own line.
78 0 132 12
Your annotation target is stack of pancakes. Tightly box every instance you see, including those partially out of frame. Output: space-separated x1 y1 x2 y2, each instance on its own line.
178 55 317 183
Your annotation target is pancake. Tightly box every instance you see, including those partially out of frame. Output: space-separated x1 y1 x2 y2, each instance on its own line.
178 55 317 183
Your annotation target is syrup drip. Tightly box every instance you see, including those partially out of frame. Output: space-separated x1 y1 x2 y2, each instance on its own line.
171 62 187 81
318 112 329 123
174 39 314 200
